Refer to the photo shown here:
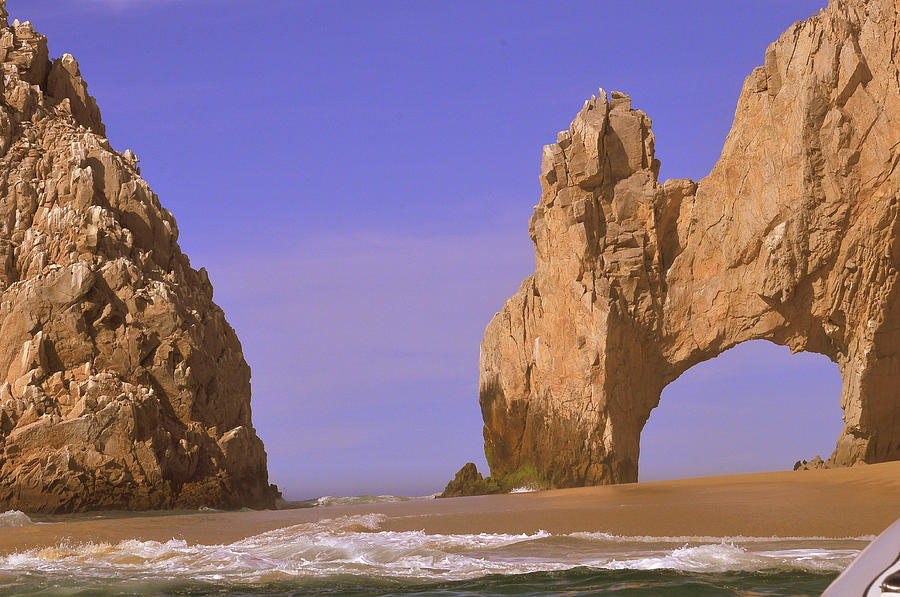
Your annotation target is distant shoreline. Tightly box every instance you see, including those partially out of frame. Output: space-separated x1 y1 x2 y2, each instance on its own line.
1 461 898 555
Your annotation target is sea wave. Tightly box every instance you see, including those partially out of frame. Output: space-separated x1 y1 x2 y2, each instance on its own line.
0 514 864 587
312 494 437 507
0 510 33 528
602 542 857 573
570 531 878 543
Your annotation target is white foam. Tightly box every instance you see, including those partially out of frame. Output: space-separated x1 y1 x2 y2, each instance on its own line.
0 514 863 584
601 542 857 573
313 494 437 507
570 531 877 543
0 510 33 528
508 486 539 493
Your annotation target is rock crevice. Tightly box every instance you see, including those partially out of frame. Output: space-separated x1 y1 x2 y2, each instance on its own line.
481 0 900 488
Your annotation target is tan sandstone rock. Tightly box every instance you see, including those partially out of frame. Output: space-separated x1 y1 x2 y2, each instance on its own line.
0 2 278 512
480 0 900 489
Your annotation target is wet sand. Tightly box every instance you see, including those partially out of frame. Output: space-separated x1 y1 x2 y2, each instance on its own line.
2 462 899 554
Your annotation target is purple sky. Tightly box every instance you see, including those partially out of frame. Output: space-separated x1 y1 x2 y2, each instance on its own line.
12 0 841 499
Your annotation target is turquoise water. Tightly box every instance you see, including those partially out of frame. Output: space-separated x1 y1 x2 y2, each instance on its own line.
0 511 862 596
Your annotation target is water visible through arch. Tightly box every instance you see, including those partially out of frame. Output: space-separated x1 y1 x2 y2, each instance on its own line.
639 340 843 482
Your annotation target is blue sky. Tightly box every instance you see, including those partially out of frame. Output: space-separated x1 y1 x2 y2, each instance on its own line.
11 0 841 498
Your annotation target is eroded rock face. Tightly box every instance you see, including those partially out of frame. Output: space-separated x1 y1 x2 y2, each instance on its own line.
0 5 277 512
481 0 900 489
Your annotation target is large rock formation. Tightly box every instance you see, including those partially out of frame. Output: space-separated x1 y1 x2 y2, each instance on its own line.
480 0 900 489
0 3 277 512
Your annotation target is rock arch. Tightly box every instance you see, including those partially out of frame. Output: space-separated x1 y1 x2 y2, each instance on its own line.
638 340 843 479
479 0 900 488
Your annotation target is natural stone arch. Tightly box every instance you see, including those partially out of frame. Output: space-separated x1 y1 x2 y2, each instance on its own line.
638 340 844 480
479 0 900 489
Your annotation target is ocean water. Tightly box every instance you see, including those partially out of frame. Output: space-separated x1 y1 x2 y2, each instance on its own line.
296 494 439 508
0 510 866 596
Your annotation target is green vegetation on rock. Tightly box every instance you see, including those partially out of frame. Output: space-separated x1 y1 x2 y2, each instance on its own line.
439 462 550 497
438 463 502 497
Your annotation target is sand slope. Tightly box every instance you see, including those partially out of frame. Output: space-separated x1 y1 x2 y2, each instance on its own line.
1 462 898 554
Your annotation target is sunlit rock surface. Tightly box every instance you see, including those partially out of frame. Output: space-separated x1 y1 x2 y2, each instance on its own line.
0 3 277 512
480 0 900 489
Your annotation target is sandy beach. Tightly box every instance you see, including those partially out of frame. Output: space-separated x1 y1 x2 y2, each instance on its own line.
2 461 898 555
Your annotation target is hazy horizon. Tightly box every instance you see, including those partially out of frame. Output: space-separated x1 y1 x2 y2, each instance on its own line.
10 0 839 500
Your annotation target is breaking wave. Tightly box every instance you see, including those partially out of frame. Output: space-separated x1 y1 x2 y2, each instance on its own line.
602 542 856 573
311 494 437 507
0 513 863 589
570 531 877 543
0 510 33 528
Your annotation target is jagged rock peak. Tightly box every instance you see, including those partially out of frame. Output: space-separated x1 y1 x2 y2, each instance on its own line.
0 4 278 511
479 0 900 490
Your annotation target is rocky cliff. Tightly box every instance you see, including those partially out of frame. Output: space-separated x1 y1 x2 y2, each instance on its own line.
0 4 277 512
480 0 900 489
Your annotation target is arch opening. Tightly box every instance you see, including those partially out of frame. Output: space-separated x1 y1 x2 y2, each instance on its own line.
639 340 843 482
